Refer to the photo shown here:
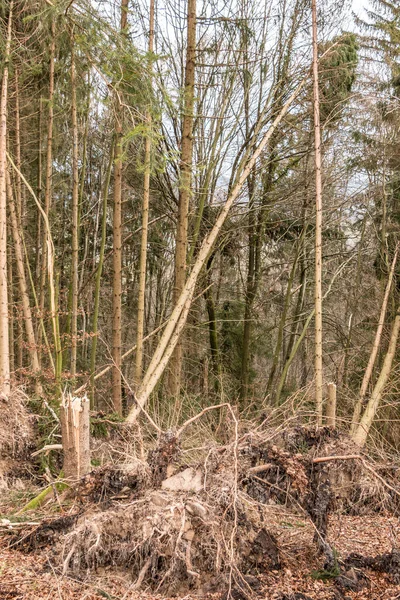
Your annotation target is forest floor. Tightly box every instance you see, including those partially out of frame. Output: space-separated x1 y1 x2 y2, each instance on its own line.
2 419 400 600
1 513 400 599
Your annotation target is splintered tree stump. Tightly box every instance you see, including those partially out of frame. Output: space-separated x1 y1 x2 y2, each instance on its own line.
326 382 337 428
60 393 90 480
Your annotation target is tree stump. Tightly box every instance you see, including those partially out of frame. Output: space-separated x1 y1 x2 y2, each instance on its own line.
60 393 90 480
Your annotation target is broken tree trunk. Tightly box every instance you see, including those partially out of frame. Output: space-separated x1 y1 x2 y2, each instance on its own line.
60 393 90 480
326 382 336 428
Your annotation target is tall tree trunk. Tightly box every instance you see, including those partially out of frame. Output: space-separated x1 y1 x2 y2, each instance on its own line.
312 0 323 426
135 0 155 385
7 171 42 393
168 0 196 397
112 0 129 415
90 141 114 407
0 1 13 396
70 35 79 378
38 18 55 365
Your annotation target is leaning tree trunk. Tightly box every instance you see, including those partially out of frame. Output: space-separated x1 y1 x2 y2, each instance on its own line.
126 77 307 424
352 307 400 447
351 246 398 433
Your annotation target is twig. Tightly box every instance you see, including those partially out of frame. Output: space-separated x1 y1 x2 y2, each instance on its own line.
177 403 231 437
31 444 63 457
132 558 152 590
248 463 273 475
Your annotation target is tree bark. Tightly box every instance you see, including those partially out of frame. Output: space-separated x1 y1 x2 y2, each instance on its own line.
38 18 55 365
60 392 90 480
90 141 114 407
111 0 129 415
351 246 398 433
135 0 155 385
70 34 79 378
0 1 14 396
7 171 42 392
312 0 323 426
126 77 307 424
168 0 196 397
326 382 336 428
352 307 400 447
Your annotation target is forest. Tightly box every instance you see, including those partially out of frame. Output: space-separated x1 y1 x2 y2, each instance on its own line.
0 0 400 598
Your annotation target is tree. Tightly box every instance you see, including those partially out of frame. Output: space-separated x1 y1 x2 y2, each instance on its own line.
0 1 13 396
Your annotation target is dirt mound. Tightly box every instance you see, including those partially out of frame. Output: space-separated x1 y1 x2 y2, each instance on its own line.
8 425 400 597
0 389 35 485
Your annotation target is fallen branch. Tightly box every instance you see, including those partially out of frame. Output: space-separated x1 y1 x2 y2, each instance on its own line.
177 402 232 437
31 444 63 457
248 463 273 475
313 454 400 498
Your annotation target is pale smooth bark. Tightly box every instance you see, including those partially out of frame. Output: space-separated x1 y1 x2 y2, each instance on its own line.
135 0 155 385
70 37 79 378
111 0 129 415
351 246 398 433
126 77 307 424
312 0 323 426
38 19 55 360
90 142 114 406
7 171 42 392
352 307 400 447
326 382 336 428
0 1 14 396
168 0 197 397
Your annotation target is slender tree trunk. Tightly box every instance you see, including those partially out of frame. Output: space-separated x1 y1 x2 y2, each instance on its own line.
0 1 13 396
111 0 129 415
8 244 14 378
36 96 42 271
168 0 196 397
112 127 123 415
14 67 22 222
90 141 114 407
70 36 79 378
352 307 400 447
7 171 42 392
38 18 55 363
267 239 301 397
204 254 221 387
351 246 398 433
135 0 155 385
312 0 323 426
